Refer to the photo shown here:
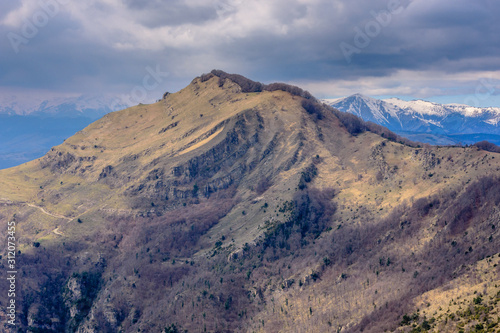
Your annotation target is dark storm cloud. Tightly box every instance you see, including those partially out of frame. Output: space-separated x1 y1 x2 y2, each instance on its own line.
1 0 499 102
336 0 500 74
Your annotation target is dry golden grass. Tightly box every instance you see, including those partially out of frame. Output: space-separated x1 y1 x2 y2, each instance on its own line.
1 74 500 333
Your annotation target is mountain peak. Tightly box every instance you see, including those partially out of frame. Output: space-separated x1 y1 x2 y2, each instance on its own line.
2 72 500 333
197 69 316 100
344 93 378 102
351 92 371 98
325 93 402 127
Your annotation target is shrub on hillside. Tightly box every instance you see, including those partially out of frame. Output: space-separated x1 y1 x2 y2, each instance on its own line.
200 73 214 82
473 140 500 153
265 83 314 99
332 108 366 135
210 70 264 92
206 70 315 99
301 100 324 120
255 176 273 194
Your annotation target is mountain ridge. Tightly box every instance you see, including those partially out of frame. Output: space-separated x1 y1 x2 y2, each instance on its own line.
0 71 499 333
324 94 500 145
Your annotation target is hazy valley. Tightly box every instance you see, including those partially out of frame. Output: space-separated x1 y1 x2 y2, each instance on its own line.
0 95 121 169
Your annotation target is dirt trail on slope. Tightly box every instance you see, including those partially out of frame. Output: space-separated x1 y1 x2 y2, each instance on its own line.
26 203 71 220
52 227 64 236
26 203 70 236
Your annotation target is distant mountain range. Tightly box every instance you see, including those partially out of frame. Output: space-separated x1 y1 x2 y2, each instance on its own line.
323 94 500 145
0 93 125 118
0 95 124 169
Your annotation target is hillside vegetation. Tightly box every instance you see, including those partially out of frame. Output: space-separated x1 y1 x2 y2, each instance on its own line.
0 71 499 332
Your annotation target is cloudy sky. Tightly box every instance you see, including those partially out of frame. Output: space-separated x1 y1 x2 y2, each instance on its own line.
1 0 500 108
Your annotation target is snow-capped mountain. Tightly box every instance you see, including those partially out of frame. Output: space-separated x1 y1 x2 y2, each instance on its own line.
324 94 500 145
383 98 500 134
0 92 127 119
325 93 404 130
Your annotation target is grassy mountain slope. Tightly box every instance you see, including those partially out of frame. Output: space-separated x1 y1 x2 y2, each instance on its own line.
0 71 499 332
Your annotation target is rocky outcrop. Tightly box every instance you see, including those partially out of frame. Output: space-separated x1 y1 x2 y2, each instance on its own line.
63 272 102 332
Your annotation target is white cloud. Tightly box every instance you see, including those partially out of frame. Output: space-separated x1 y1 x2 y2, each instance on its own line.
295 69 500 99
2 1 40 27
